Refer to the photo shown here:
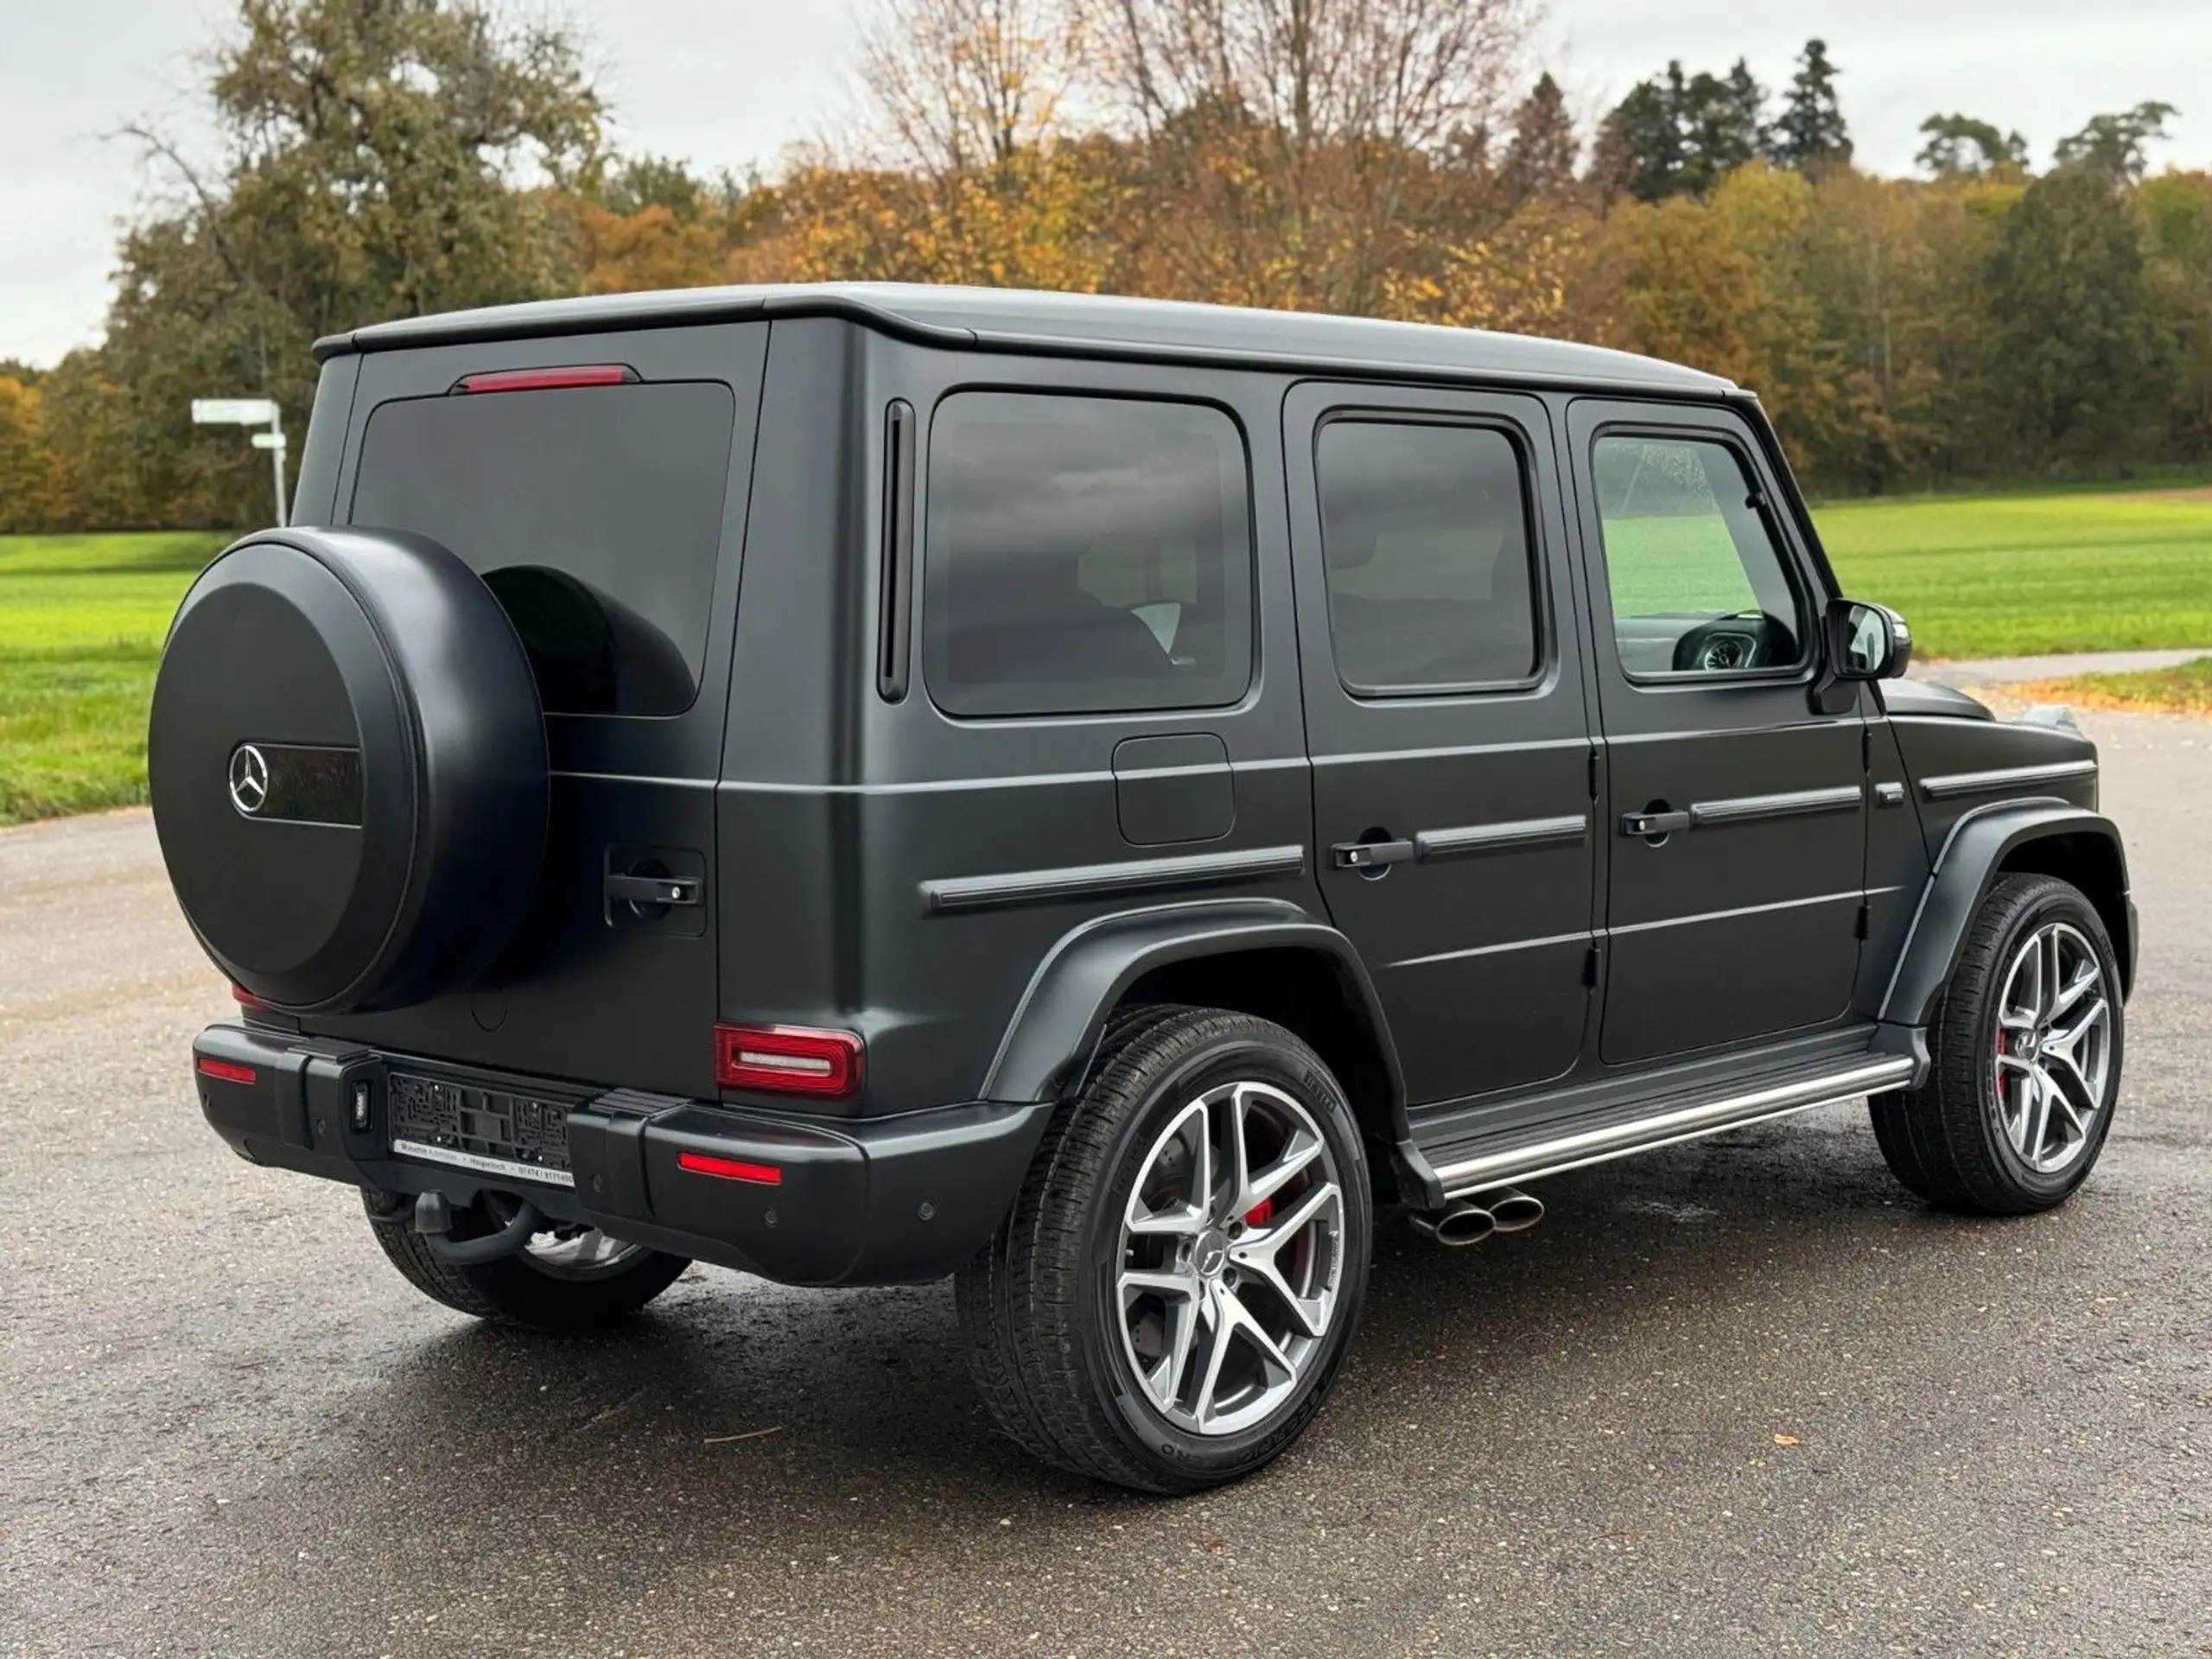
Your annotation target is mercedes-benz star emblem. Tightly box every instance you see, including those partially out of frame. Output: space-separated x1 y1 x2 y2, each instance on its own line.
1193 1231 1230 1277
228 744 270 816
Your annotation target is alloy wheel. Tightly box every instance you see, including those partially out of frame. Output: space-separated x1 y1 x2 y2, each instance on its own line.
1116 1079 1346 1437
523 1222 649 1280
1993 919 2114 1175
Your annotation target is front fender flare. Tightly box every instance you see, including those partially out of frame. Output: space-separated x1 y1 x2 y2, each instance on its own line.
980 897 1405 1118
1880 800 2133 1030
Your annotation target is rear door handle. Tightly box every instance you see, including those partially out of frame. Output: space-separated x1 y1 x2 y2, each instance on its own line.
1331 838 1414 871
1620 810 1692 839
604 873 702 906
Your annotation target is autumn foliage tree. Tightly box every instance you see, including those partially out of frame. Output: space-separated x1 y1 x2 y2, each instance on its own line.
6 0 2205 533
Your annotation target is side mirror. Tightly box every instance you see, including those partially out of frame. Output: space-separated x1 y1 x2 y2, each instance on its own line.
1811 598 1910 714
1828 599 1911 681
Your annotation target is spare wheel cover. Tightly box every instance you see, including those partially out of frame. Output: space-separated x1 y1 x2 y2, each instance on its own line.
149 527 547 1013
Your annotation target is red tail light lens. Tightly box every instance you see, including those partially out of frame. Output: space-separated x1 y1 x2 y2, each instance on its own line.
197 1057 258 1085
714 1024 863 1097
454 364 638 395
677 1151 784 1185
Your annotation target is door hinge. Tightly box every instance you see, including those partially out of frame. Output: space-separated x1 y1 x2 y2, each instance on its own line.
1582 944 1599 987
1854 902 1871 940
1587 746 1601 799
1861 724 1873 771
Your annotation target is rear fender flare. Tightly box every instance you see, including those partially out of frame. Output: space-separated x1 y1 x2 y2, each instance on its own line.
1881 801 2133 1029
981 898 1406 1128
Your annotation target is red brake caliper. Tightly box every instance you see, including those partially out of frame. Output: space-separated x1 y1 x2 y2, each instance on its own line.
1243 1198 1274 1227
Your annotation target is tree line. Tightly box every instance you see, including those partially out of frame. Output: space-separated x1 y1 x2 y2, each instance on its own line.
1 0 2205 532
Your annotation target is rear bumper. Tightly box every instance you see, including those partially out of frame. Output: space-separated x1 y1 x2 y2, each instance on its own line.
191 1022 1052 1286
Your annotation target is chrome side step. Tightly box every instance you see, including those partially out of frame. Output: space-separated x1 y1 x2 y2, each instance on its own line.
1432 1056 1916 1198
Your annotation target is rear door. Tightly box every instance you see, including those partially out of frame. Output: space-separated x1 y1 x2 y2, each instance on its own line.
1287 382 1598 1108
1567 400 1866 1065
308 325 766 1097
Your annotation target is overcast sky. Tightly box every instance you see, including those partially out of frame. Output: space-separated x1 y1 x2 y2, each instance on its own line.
4 0 2207 366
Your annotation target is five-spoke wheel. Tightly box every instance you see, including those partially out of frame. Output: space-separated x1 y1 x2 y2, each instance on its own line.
1116 1080 1347 1437
957 1007 1372 1492
1872 873 2124 1214
1991 919 2115 1176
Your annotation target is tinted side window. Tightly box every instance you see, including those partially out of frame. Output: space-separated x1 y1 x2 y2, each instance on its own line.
1591 435 1805 677
1317 420 1541 694
922 392 1253 718
351 381 735 715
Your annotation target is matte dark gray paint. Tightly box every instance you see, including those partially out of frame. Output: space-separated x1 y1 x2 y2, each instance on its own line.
1880 801 2133 1027
1113 734 1235 846
162 286 2134 1289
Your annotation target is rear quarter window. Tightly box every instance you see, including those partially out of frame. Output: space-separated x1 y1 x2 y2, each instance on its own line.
349 380 736 715
921 391 1254 718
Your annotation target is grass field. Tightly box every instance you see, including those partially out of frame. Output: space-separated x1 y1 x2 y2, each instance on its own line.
0 532 223 824
1 482 2209 825
2015 656 2212 716
1815 487 2212 659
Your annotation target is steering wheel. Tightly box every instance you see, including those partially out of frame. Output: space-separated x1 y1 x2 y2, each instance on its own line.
1672 611 1778 673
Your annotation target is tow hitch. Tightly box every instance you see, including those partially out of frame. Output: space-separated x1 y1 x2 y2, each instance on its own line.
412 1191 543 1265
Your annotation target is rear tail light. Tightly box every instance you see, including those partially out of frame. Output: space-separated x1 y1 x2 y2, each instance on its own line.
197 1057 258 1085
453 364 638 395
714 1024 863 1098
677 1151 784 1185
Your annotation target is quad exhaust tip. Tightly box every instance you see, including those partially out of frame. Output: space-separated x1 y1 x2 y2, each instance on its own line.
1409 1185 1545 1248
1485 1186 1546 1234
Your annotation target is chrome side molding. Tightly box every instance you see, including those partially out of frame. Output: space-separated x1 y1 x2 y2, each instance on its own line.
1432 1055 1917 1196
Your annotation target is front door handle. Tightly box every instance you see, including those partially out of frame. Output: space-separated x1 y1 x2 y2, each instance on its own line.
1620 809 1692 839
1331 838 1414 871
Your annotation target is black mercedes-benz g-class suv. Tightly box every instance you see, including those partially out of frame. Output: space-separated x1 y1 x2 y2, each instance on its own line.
151 284 2133 1494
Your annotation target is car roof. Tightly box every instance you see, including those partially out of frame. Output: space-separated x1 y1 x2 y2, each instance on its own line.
315 281 1736 397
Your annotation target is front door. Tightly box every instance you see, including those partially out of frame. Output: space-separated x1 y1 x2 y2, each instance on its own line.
1567 400 1866 1066
1287 383 1598 1108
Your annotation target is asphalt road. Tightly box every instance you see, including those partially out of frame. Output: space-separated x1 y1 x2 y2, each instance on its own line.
5 705 2209 1658
1910 648 2212 688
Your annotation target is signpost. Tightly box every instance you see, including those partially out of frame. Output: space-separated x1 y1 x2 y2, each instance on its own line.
190 397 289 526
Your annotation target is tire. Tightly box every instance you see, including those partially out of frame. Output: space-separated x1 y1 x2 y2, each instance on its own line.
1871 874 2124 1215
363 1191 690 1332
955 1006 1373 1493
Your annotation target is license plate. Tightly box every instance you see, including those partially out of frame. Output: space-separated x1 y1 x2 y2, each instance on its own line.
388 1073 575 1188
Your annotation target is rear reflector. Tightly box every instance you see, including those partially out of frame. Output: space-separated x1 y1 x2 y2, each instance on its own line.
714 1024 863 1098
197 1057 258 1085
454 364 639 395
677 1151 784 1185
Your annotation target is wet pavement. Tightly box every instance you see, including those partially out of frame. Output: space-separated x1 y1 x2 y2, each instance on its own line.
4 707 2209 1656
